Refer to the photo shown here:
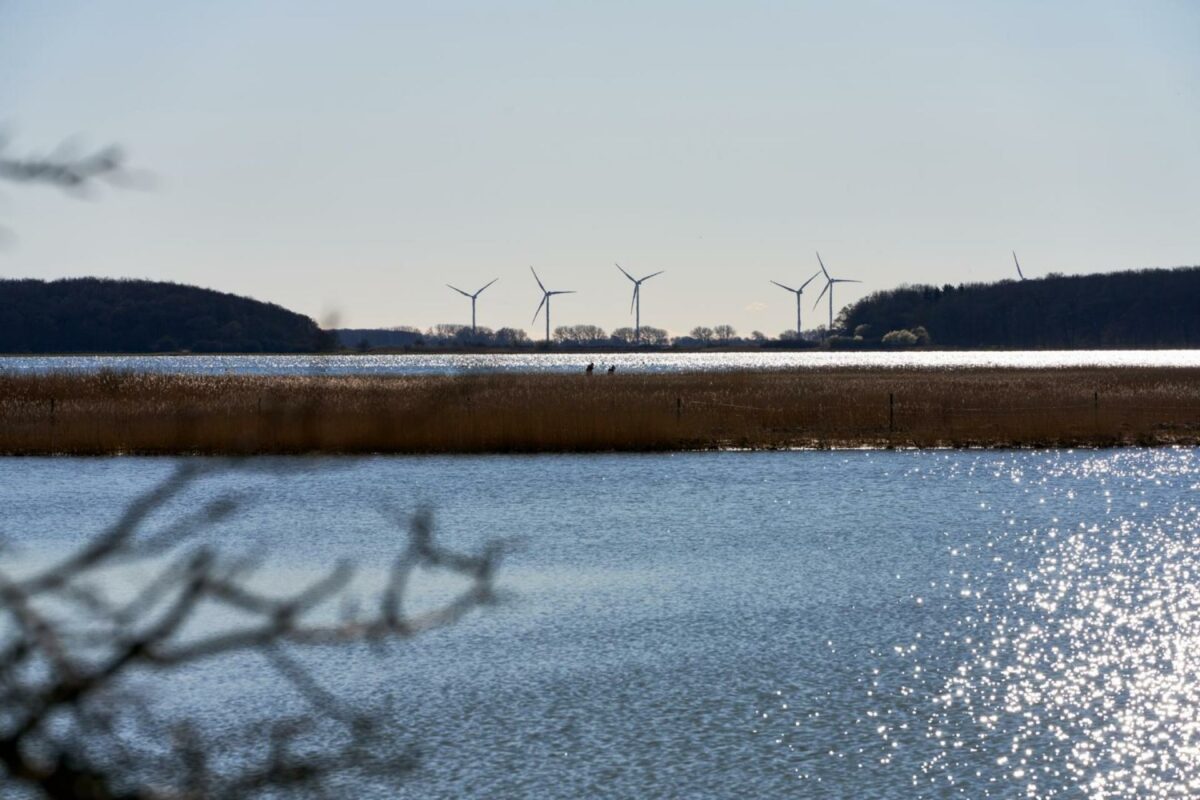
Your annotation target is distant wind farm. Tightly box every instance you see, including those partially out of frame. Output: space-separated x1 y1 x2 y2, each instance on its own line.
434 251 870 345
365 255 1199 352
5 259 1200 356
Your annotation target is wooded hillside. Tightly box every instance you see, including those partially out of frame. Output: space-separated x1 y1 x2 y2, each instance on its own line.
0 278 329 353
840 267 1200 347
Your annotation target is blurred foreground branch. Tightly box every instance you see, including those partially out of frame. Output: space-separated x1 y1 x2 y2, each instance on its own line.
0 139 125 191
0 462 503 799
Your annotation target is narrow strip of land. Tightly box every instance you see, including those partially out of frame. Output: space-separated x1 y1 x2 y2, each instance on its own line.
1 368 1198 455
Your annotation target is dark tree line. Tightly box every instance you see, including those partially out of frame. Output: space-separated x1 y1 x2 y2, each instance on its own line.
336 323 763 351
840 266 1200 348
0 278 332 354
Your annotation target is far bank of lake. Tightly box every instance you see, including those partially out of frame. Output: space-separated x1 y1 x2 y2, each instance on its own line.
4 349 1200 377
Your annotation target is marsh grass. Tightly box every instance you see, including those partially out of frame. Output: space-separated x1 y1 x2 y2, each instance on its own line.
1 368 1198 454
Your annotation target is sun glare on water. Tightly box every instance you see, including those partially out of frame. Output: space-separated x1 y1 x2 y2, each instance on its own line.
912 451 1200 796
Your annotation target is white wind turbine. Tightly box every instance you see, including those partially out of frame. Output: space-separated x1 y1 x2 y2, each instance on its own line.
530 267 575 343
615 263 665 343
1012 251 1026 280
770 271 821 337
446 278 498 336
812 252 861 335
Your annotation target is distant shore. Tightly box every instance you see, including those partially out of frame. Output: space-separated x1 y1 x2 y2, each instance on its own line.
4 344 1200 357
1 368 1198 455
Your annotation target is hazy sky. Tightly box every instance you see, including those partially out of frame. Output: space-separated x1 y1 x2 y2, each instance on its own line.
2 1 1197 336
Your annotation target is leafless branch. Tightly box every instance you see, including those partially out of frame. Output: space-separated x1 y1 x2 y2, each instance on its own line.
0 463 504 798
0 139 125 191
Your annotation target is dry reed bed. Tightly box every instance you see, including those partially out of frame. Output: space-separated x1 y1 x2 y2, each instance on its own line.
1 368 1199 455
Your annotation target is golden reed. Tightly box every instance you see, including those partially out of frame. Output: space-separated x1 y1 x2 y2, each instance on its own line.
1 368 1198 455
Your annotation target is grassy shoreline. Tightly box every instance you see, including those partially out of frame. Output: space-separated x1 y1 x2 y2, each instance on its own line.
1 368 1198 455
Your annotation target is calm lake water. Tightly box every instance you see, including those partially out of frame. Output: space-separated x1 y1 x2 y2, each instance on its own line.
3 350 1200 376
4 449 1200 797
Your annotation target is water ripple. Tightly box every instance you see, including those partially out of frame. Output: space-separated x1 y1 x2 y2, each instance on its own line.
5 350 1200 376
879 450 1200 796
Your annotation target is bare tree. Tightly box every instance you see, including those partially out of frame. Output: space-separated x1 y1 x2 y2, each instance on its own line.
712 325 736 344
638 326 669 346
552 324 607 345
0 461 504 799
610 327 636 345
427 323 467 342
493 327 529 346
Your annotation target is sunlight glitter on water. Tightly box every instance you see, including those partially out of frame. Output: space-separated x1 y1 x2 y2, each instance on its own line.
889 450 1200 796
4 350 1200 376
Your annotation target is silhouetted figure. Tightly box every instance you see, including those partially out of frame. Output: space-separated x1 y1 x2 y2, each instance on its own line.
585 362 594 375
607 365 616 375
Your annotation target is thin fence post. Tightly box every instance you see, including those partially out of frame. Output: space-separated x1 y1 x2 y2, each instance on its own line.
889 392 894 435
676 397 682 421
49 396 56 454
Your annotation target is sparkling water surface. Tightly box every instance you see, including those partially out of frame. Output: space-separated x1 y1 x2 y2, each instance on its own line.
4 350 1200 376
3 449 1199 797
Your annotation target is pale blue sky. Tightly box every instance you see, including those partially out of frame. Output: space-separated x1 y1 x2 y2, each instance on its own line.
2 1 1197 335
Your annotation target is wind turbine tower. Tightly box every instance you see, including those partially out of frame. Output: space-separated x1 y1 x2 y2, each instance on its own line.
812 252 862 336
446 278 499 336
531 267 575 343
770 271 821 337
615 263 665 343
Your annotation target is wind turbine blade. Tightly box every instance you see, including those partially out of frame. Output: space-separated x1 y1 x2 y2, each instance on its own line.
530 266 545 292
476 277 499 295
630 286 638 314
615 263 636 282
553 290 576 295
799 271 821 291
833 279 862 284
532 294 547 323
1013 251 1024 279
816 252 830 280
446 284 472 298
770 280 796 293
813 280 830 309
641 270 665 281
